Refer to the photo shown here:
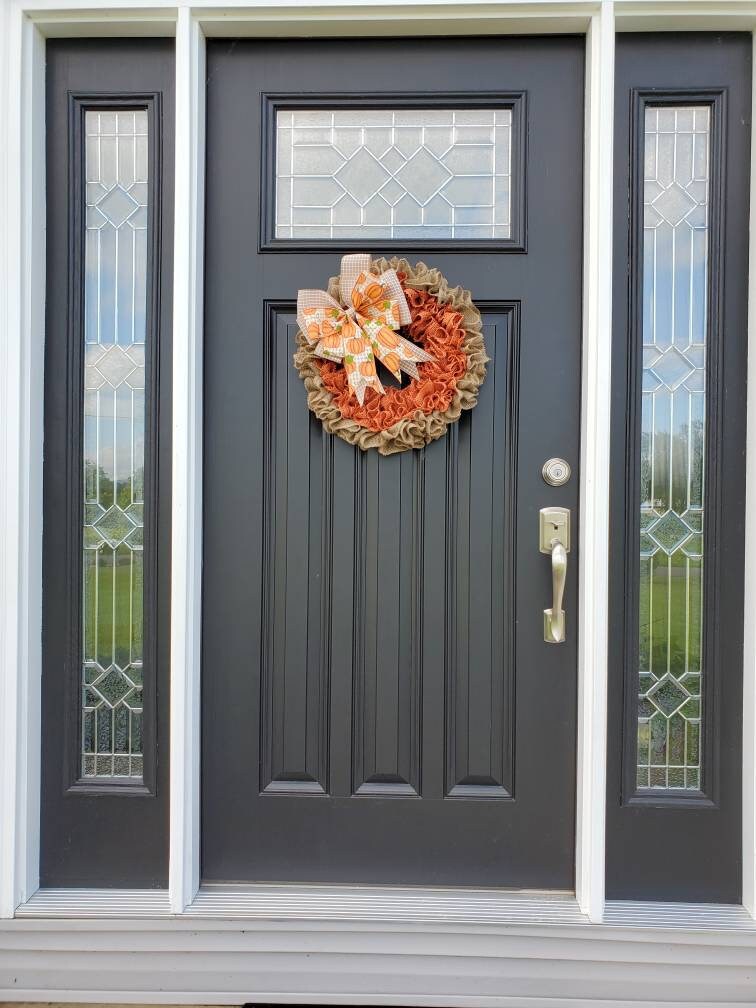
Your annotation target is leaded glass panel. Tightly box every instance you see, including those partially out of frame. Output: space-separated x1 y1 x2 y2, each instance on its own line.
81 109 148 780
637 106 710 791
275 108 512 239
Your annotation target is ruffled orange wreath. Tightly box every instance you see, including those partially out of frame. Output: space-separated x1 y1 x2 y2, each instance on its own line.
294 258 487 456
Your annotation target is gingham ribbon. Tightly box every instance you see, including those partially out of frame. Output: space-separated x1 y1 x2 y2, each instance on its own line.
297 254 433 405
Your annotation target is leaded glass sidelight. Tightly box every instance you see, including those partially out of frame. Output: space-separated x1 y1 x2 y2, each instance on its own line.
81 109 149 780
275 108 512 240
636 106 710 791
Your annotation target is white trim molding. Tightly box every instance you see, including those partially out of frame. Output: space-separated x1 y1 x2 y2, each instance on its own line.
169 5 206 914
576 1 614 925
0 6 45 920
614 1 756 31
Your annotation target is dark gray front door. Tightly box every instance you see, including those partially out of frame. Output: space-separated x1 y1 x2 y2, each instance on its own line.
202 36 584 888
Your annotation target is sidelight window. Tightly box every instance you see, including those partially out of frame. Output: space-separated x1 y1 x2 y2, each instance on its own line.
80 109 150 780
636 105 711 792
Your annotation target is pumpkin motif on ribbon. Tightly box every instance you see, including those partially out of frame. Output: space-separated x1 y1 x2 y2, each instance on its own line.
297 255 433 405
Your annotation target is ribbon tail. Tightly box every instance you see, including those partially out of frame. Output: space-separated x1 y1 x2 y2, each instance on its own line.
398 360 421 381
370 329 434 382
351 374 385 406
348 367 384 405
338 319 385 403
397 336 434 378
376 268 412 326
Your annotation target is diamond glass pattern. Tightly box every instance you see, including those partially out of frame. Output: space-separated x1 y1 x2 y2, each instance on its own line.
647 511 692 554
651 347 696 390
81 110 149 780
97 185 140 227
93 506 138 548
636 106 710 791
276 109 512 239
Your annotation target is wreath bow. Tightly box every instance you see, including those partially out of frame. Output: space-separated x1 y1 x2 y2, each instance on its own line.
297 253 433 405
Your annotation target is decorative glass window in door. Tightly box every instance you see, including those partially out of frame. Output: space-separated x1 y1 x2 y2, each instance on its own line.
81 109 149 779
636 106 710 791
275 108 513 240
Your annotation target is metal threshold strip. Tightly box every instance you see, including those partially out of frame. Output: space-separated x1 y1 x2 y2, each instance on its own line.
14 884 756 931
185 884 588 925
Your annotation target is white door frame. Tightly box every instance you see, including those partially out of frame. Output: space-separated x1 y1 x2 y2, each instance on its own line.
2 1 756 1002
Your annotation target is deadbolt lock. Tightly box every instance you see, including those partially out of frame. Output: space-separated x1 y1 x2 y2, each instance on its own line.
542 457 572 487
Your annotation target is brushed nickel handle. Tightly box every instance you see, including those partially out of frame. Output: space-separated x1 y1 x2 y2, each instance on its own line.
544 541 567 644
539 507 570 645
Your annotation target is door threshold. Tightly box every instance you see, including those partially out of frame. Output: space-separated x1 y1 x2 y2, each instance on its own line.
16 883 586 924
15 884 756 933
186 882 588 925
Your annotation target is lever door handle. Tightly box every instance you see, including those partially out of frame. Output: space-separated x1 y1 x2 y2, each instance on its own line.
539 507 570 645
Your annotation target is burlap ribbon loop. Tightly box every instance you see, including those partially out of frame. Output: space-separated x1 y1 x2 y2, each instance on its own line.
296 253 433 405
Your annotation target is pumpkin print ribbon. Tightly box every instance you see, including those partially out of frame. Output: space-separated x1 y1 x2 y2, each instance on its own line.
296 254 434 405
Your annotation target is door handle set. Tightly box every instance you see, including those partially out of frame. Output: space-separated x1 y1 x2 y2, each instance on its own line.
539 507 570 644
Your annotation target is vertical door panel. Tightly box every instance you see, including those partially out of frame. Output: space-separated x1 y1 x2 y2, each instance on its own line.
445 310 516 798
261 311 331 794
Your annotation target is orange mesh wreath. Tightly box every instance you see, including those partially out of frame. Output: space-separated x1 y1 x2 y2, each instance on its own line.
293 258 487 456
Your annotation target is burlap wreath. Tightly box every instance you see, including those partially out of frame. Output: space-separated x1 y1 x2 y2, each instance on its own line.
293 258 487 456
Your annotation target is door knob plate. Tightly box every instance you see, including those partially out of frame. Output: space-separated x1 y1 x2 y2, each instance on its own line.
539 506 570 553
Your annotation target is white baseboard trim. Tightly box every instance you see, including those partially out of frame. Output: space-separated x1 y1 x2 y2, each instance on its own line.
3 886 756 1005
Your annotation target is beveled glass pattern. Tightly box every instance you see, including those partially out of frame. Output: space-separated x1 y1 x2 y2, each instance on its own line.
81 110 149 779
637 106 710 790
275 108 512 239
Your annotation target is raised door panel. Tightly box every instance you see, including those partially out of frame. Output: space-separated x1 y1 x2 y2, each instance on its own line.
444 310 516 797
256 307 516 801
260 309 332 794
